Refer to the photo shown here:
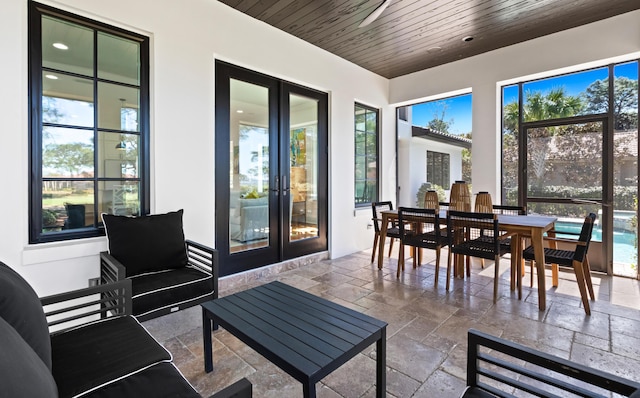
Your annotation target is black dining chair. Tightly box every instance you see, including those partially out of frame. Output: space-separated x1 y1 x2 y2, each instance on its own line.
446 210 515 302
371 201 401 263
397 207 448 281
522 213 597 315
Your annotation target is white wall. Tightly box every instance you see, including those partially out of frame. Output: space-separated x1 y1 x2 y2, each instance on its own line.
0 0 391 295
390 9 640 204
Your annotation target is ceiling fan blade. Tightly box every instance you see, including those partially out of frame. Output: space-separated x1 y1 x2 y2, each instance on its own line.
358 0 392 28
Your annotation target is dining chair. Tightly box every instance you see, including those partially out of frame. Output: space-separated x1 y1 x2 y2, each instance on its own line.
522 213 597 315
446 210 515 302
397 207 448 280
370 201 401 263
491 204 527 274
474 191 493 213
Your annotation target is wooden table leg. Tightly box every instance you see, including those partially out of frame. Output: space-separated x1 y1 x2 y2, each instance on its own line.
532 228 546 311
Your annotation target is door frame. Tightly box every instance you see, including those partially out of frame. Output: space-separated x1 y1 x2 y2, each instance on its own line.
215 61 328 276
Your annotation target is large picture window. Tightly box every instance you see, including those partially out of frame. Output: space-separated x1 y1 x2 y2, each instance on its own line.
354 103 379 206
29 2 149 243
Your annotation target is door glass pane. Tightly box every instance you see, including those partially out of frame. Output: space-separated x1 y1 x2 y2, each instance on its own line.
526 122 603 200
229 79 270 253
290 94 319 241
612 61 638 276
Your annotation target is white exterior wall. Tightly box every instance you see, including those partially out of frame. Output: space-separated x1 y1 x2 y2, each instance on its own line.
0 0 391 295
390 10 640 204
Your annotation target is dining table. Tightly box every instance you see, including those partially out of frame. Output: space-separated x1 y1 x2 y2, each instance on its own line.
376 209 557 311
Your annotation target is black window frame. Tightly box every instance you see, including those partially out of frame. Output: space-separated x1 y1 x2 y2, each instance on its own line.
29 1 150 243
354 103 380 207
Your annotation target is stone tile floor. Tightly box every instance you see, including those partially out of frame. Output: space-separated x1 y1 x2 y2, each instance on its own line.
143 246 640 397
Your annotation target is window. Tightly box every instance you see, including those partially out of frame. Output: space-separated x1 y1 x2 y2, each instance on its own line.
426 151 450 187
29 2 149 243
354 103 379 206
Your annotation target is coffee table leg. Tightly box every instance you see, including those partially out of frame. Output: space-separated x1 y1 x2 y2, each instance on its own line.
202 307 213 373
303 382 316 398
377 327 386 398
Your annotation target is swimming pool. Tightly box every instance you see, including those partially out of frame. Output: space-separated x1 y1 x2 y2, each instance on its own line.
554 220 636 264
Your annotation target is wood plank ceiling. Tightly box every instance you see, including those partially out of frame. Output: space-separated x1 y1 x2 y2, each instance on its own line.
218 0 640 79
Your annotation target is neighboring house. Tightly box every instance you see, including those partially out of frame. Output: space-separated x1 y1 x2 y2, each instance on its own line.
398 116 472 206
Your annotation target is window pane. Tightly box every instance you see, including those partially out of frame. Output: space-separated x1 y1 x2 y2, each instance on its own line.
355 130 365 154
43 73 94 127
98 132 139 178
98 32 140 85
355 156 366 180
42 181 94 232
98 83 140 131
522 67 608 122
42 127 94 178
526 122 603 199
98 181 140 216
365 111 376 133
42 16 93 76
502 84 519 205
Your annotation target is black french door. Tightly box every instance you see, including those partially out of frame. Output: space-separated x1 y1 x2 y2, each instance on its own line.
215 61 328 276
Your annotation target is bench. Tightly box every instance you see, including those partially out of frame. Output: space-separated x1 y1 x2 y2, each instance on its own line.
464 328 640 397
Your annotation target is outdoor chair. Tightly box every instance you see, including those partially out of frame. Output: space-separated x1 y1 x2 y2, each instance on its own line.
446 211 515 302
523 212 597 315
371 201 401 263
397 207 448 280
101 209 218 322
463 328 640 397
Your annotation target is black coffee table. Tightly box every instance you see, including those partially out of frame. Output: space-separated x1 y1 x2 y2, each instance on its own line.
201 281 387 398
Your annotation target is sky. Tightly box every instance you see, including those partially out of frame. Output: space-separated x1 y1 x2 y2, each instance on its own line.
412 61 639 136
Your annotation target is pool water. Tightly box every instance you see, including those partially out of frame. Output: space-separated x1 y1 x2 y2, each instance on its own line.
554 221 636 265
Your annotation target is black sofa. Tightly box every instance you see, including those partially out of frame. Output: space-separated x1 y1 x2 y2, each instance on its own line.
0 261 251 398
464 328 640 397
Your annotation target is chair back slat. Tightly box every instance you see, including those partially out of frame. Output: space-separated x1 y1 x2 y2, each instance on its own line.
371 201 393 233
574 213 597 262
492 204 526 216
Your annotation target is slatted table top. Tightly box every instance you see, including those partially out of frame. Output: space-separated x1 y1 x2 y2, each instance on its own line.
202 281 387 395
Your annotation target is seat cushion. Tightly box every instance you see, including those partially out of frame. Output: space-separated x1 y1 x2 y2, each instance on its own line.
102 210 187 276
0 317 58 398
0 261 52 370
83 362 200 398
131 266 213 318
51 315 171 398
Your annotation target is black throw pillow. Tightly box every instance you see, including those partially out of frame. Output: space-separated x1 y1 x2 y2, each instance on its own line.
0 317 58 397
102 210 188 277
0 261 52 370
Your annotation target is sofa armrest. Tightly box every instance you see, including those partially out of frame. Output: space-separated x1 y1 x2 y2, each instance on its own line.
40 279 132 334
100 251 127 283
465 328 640 397
186 240 219 301
209 377 252 398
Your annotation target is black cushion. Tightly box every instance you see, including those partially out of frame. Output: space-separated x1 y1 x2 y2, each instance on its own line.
0 261 52 370
83 362 200 398
51 315 171 398
0 317 58 397
102 210 188 277
131 266 213 318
